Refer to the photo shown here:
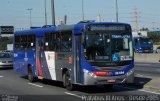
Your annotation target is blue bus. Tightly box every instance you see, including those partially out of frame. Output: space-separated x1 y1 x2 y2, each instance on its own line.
13 22 134 90
133 36 153 53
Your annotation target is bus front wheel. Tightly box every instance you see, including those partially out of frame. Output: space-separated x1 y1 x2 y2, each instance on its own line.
63 71 74 91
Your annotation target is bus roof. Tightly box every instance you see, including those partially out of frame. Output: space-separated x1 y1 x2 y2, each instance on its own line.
14 22 131 36
15 27 56 36
56 22 131 35
76 21 131 27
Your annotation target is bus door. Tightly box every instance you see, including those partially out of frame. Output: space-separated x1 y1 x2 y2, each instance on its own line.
36 37 51 79
73 36 82 84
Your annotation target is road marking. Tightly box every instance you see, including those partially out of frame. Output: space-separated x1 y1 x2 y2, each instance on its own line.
0 76 4 78
135 63 151 66
136 73 152 78
136 74 144 77
28 83 43 88
139 89 160 95
65 92 82 98
116 85 160 95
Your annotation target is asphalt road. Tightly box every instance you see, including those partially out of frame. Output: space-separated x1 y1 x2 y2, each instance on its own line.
0 63 160 101
135 62 160 77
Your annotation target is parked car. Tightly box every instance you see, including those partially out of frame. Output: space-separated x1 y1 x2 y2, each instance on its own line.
156 46 160 53
0 52 13 68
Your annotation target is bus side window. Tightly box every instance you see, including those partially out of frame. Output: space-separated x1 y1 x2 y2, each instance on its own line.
15 35 21 50
28 35 36 50
56 33 61 52
45 33 57 51
14 34 35 51
59 32 72 52
45 33 49 51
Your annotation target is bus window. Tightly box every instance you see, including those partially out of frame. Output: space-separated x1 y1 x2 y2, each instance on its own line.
45 33 56 51
56 31 72 52
14 34 35 51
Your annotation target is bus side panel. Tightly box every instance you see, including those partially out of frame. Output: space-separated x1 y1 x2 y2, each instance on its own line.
26 51 37 77
36 37 53 79
14 51 27 76
71 35 83 84
37 51 52 79
13 50 36 77
44 51 56 80
55 52 72 81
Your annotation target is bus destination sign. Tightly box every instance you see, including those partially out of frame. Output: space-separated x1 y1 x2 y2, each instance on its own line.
89 25 127 31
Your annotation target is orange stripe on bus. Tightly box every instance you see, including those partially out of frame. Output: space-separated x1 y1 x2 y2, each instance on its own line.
37 57 43 76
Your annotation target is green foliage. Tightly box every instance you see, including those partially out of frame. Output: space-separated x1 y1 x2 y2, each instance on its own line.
140 27 149 31
148 32 160 45
0 37 13 50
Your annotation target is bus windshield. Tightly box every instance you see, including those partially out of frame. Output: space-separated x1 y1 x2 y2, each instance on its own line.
83 32 133 62
139 37 152 44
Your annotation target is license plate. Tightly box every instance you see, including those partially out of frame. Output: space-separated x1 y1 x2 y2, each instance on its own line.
107 79 116 83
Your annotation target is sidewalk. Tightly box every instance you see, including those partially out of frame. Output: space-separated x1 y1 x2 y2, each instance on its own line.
135 74 160 93
134 53 160 63
134 53 160 93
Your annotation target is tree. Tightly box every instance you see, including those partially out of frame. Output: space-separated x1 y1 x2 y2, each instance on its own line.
140 27 149 31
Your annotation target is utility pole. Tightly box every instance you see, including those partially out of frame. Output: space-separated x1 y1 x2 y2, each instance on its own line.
51 0 55 26
45 0 47 25
116 0 119 22
133 8 139 32
82 0 84 20
27 8 33 27
64 15 67 24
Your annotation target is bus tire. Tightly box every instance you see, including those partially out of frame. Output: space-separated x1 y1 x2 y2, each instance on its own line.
62 73 66 87
64 71 74 91
28 67 35 82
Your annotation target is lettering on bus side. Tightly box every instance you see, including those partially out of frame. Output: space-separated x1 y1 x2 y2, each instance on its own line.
14 53 18 57
115 71 125 75
24 52 28 61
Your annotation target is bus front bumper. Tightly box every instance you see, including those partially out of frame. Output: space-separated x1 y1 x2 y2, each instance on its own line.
137 49 153 53
83 69 134 85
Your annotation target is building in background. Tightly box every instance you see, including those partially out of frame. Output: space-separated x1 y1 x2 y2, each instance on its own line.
132 31 148 37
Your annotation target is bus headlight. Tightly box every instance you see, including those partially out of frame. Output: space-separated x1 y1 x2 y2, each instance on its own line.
83 69 111 77
83 69 97 78
126 69 134 76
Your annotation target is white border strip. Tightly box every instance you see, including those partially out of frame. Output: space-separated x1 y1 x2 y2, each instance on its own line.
135 63 151 66
0 76 4 78
28 83 43 88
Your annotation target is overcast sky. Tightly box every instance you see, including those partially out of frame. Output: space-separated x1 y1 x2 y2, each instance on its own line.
0 0 160 30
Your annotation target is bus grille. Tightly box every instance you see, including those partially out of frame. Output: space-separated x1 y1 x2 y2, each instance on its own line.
97 66 126 71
